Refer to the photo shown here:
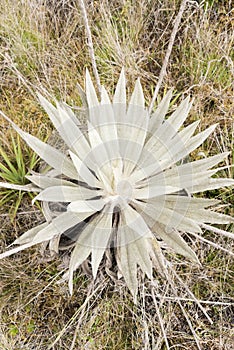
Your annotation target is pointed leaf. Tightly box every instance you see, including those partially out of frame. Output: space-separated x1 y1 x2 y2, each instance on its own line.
191 178 234 193
91 212 113 278
128 78 144 108
134 185 181 199
149 89 173 132
135 201 202 234
153 223 199 263
69 150 102 188
186 209 234 224
0 211 88 260
124 205 152 238
172 124 218 164
86 69 99 108
0 181 39 192
113 68 126 124
101 86 111 105
113 67 126 105
67 198 105 213
26 174 76 189
2 116 78 179
68 215 100 294
118 223 138 299
14 222 48 245
33 185 100 202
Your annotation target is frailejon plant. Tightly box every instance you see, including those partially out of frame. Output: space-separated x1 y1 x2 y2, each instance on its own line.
0 69 233 299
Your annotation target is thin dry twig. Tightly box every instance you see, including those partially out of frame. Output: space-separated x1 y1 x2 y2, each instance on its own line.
151 290 170 350
170 266 213 324
177 299 202 350
189 230 234 256
201 223 234 240
150 294 234 306
48 280 107 350
149 0 188 114
78 0 101 96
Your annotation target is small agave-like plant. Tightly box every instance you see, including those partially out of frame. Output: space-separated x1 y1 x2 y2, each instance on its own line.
0 69 233 298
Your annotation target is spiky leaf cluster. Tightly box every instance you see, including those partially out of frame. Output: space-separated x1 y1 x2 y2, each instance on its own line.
0 69 233 298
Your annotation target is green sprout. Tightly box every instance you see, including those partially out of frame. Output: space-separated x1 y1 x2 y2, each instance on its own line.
0 132 40 218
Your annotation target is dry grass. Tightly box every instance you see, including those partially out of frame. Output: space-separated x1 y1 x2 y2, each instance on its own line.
0 0 233 349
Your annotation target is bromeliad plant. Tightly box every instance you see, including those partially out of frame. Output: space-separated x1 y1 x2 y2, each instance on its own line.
0 132 40 218
0 69 233 298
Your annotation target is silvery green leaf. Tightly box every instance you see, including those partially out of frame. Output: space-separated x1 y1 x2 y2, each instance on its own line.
142 120 200 168
146 168 218 191
163 195 220 209
151 123 216 174
134 185 181 199
166 96 192 131
150 119 200 164
26 174 77 189
113 67 126 106
33 185 101 202
124 205 152 239
94 93 119 159
101 86 111 105
69 150 102 188
91 212 113 279
8 122 77 179
0 181 39 192
144 153 231 191
145 124 219 176
14 222 48 245
149 237 167 277
55 103 91 159
118 223 138 299
128 78 145 108
86 123 114 181
135 201 202 234
39 94 90 160
87 121 104 149
153 223 199 264
113 68 126 126
180 152 230 173
120 129 148 176
37 93 60 126
77 82 88 108
119 93 149 175
118 218 153 299
85 69 99 108
0 241 39 259
153 96 191 142
0 211 87 260
171 120 200 144
68 215 100 294
129 158 169 184
173 124 218 163
33 211 90 244
149 89 173 133
67 198 105 213
131 234 153 279
185 209 234 224
190 178 234 193
100 88 118 141
59 102 81 125
49 235 60 254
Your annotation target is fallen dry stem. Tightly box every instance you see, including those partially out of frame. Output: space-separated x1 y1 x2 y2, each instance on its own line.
78 0 101 95
149 0 188 114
